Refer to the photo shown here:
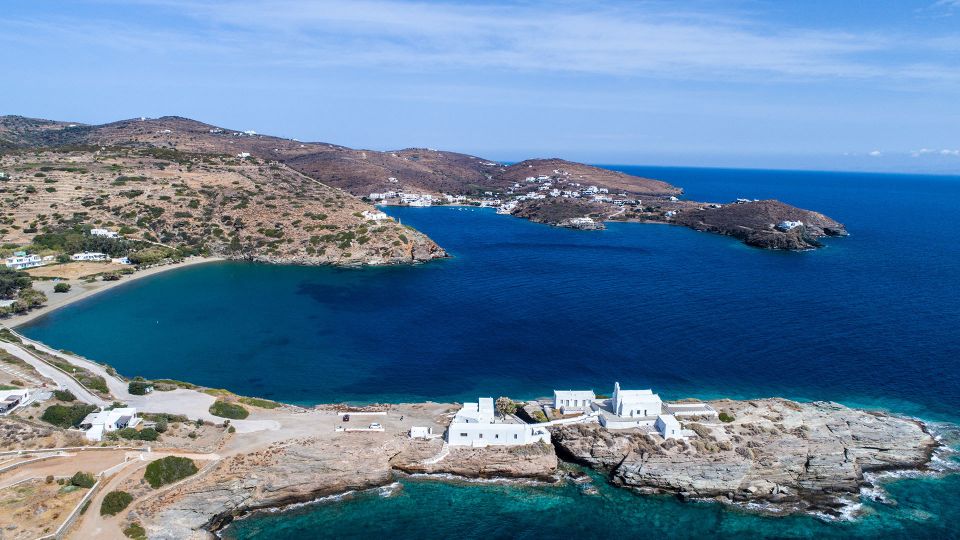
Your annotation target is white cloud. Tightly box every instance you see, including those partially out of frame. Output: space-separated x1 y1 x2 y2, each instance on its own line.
3 0 956 85
868 150 883 157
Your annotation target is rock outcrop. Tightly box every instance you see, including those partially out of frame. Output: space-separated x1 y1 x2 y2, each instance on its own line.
552 399 935 517
393 442 558 480
137 434 558 539
673 200 848 250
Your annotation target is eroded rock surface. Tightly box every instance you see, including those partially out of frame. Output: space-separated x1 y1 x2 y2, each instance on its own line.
552 399 935 516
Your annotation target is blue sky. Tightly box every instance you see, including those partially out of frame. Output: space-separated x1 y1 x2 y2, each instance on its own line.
2 0 959 173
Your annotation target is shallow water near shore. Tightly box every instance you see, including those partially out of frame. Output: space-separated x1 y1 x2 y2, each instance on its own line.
223 470 960 540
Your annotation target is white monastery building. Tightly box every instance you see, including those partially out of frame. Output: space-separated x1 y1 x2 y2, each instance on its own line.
612 382 662 418
447 397 550 447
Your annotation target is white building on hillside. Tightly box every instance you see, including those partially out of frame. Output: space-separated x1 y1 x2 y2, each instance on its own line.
71 252 109 262
612 382 662 418
553 390 595 413
79 407 141 441
447 397 550 447
90 228 120 238
4 252 44 270
0 389 31 415
361 210 389 221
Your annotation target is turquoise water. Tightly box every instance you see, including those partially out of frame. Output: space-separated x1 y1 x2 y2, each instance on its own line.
224 469 960 540
17 165 960 537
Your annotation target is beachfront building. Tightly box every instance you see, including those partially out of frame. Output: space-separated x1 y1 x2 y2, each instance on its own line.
0 389 31 415
553 390 596 414
447 397 550 448
79 407 141 441
4 252 44 270
90 228 120 238
71 252 109 262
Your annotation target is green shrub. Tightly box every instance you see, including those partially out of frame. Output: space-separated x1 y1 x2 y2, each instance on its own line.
123 522 147 540
128 380 153 395
115 427 159 441
237 396 280 409
53 282 71 293
718 412 735 423
41 403 96 428
70 471 96 488
143 456 198 488
100 490 133 515
209 400 248 419
53 389 76 402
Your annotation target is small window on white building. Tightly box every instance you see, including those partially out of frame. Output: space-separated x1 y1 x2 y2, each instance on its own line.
460 433 467 437
513 434 518 439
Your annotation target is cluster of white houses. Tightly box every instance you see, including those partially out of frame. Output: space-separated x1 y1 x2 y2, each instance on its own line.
441 382 716 448
0 387 142 441
3 228 126 270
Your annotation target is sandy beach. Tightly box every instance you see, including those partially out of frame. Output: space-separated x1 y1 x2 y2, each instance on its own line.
4 256 224 328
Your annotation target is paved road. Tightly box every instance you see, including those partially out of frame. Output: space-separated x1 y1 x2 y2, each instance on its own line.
0 341 109 407
4 330 280 431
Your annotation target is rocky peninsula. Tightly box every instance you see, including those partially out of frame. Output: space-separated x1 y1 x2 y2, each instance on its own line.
119 399 934 538
0 329 941 540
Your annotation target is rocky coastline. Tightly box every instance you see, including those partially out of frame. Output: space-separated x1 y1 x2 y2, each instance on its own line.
127 398 937 538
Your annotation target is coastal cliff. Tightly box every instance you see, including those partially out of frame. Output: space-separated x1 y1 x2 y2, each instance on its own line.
136 428 558 539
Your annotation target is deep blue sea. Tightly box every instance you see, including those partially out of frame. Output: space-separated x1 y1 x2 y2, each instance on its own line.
18 165 960 538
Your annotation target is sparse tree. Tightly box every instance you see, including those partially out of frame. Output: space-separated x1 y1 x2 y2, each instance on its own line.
495 396 518 417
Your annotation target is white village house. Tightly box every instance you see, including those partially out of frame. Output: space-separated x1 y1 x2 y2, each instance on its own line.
90 228 120 239
655 414 682 440
79 407 141 441
4 252 44 270
553 390 596 414
409 426 434 439
71 252 109 262
0 388 32 415
447 397 550 447
361 210 389 221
